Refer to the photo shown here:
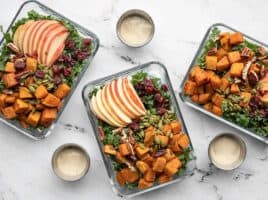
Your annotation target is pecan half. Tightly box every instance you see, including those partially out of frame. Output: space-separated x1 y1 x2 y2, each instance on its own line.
247 71 259 87
241 47 253 58
7 43 19 54
207 47 217 56
258 46 266 56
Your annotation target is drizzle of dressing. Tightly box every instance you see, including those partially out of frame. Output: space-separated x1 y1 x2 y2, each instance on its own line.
119 15 153 46
54 147 88 180
210 136 241 169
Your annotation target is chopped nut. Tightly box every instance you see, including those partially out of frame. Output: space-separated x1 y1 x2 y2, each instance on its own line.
241 47 253 58
258 46 266 56
207 47 217 56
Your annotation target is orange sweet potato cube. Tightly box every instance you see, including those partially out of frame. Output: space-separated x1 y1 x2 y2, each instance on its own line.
217 56 230 71
203 102 213 112
206 56 217 70
54 83 71 99
162 124 172 135
198 93 211 104
216 48 227 60
42 93 60 107
229 32 244 45
164 148 176 161
103 145 117 155
19 87 33 99
212 105 223 116
26 57 37 71
212 93 224 107
0 94 7 107
40 108 57 126
230 63 244 77
144 169 156 182
35 85 48 99
26 111 41 127
144 126 155 146
3 73 18 88
120 168 139 183
184 80 197 96
191 94 199 103
2 106 17 119
170 120 182 134
220 78 230 91
138 178 153 189
5 62 15 73
152 157 167 173
158 174 172 184
205 83 214 94
230 84 240 94
240 92 252 107
14 99 29 114
210 75 222 89
195 71 209 86
189 66 202 80
136 161 150 174
135 146 149 158
228 51 241 64
119 143 131 156
177 134 190 149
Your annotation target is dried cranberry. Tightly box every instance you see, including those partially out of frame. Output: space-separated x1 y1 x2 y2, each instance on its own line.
57 55 64 63
154 93 164 104
73 50 89 61
161 84 168 92
35 70 45 79
154 149 166 157
54 76 62 85
65 39 75 50
157 107 167 115
52 65 61 75
14 60 25 70
128 121 140 132
83 38 91 46
63 67 72 77
247 71 259 87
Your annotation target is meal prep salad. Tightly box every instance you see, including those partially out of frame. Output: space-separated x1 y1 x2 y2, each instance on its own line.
0 10 92 130
183 28 268 136
89 71 192 190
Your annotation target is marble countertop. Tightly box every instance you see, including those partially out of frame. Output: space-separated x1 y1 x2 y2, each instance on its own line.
1 0 268 199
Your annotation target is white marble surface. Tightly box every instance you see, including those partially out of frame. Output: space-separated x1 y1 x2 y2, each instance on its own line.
0 0 268 199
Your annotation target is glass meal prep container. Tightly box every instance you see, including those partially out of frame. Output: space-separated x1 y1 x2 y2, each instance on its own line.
179 23 268 144
82 61 196 198
0 0 99 140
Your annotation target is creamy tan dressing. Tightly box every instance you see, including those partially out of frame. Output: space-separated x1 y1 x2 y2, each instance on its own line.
210 136 241 169
119 15 153 46
54 147 88 179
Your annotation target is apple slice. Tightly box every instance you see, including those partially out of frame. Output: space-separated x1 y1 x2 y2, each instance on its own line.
90 94 115 125
36 22 62 64
22 21 40 55
122 77 146 115
45 31 69 66
109 79 137 119
15 20 35 52
95 89 124 127
115 78 141 117
102 85 132 125
32 20 59 57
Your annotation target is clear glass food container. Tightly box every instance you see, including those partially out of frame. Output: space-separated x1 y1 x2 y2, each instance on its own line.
179 23 268 144
0 0 99 140
82 61 196 198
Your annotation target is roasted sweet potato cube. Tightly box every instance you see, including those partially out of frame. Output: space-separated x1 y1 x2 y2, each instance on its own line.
115 152 126 163
228 51 241 64
220 78 230 91
40 108 57 126
164 148 176 161
26 57 37 71
116 171 126 186
26 111 41 127
206 56 217 70
14 99 29 113
144 169 156 182
191 94 199 103
210 75 222 89
216 48 227 60
217 56 230 71
103 145 117 155
136 161 150 174
119 143 130 156
36 103 45 111
155 135 169 147
152 157 166 173
206 71 216 81
141 154 155 167
3 73 18 88
0 94 7 107
205 83 214 94
120 168 139 183
212 105 223 116
170 120 182 134
189 66 202 80
158 174 172 184
144 126 155 146
19 87 33 99
138 178 153 189
240 92 252 107
5 96 16 104
169 134 182 153
212 93 224 107
5 62 15 73
220 33 230 46
177 134 190 149
184 80 196 96
198 93 211 104
135 146 149 158
42 93 60 107
195 71 209 86
230 63 244 77
164 163 178 177
162 124 172 135
2 106 16 119
229 32 244 45
54 83 71 99
195 85 204 94
35 85 48 99
203 102 213 112
230 84 240 93
167 157 182 169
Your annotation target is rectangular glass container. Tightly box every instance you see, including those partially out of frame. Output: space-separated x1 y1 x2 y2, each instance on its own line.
0 0 99 139
82 61 196 198
179 23 268 144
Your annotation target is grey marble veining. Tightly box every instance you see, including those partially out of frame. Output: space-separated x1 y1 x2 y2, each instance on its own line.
0 0 268 199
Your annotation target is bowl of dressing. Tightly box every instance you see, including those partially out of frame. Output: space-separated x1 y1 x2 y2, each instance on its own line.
52 143 90 182
208 133 246 171
116 9 155 47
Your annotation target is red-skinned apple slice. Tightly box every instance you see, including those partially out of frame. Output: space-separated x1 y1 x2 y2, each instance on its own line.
122 78 146 115
36 22 61 64
102 85 131 125
32 20 59 57
39 24 67 64
109 80 137 118
115 78 141 117
22 21 39 54
45 31 69 66
95 89 124 127
16 20 34 52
